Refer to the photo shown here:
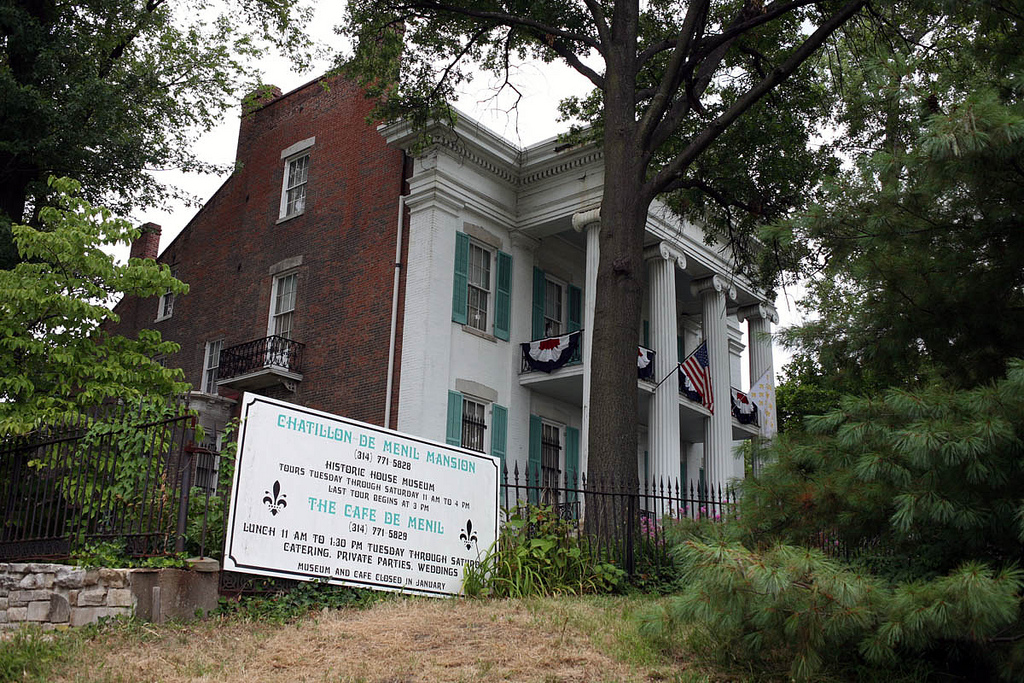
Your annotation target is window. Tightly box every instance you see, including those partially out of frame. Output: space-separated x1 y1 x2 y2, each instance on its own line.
268 272 297 368
446 390 507 464
531 267 581 340
544 277 564 336
270 273 297 339
202 340 222 394
452 232 512 340
466 243 491 332
460 398 487 452
541 422 562 495
155 269 177 321
280 153 309 218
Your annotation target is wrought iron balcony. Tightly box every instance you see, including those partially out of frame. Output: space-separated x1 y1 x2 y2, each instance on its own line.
217 335 305 392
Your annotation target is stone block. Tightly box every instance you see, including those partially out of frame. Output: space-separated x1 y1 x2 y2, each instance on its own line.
27 600 50 622
0 610 7 624
187 557 220 573
68 590 80 606
18 573 54 590
98 569 126 588
0 596 7 609
78 587 107 607
130 568 218 623
26 563 62 574
83 569 100 586
7 607 27 622
105 588 134 608
9 563 29 573
55 568 87 589
69 607 97 627
9 590 51 606
47 594 70 623
72 606 131 626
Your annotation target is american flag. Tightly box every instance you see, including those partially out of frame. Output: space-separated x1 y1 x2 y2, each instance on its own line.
680 341 713 413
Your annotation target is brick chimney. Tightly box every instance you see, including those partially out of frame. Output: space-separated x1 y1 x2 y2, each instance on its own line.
130 222 161 260
238 84 284 161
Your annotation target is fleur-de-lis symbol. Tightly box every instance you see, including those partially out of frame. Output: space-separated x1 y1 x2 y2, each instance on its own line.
459 519 478 550
263 480 287 516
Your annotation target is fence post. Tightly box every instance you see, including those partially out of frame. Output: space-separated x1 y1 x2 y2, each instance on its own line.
175 448 194 554
625 491 635 575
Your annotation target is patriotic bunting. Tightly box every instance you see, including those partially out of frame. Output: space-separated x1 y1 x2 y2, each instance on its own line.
521 331 580 373
637 347 655 381
749 368 777 437
731 387 759 425
679 341 713 413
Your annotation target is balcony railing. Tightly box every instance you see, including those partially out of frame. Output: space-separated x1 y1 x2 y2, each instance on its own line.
219 335 305 380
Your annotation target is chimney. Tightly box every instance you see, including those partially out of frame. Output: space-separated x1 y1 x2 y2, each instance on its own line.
130 222 161 260
238 84 284 160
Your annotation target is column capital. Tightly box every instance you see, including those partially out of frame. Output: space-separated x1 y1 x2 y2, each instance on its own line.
736 302 779 324
642 242 686 270
509 230 540 251
571 206 601 232
690 274 737 301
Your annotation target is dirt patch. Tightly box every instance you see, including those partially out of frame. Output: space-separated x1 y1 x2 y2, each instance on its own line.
49 597 673 682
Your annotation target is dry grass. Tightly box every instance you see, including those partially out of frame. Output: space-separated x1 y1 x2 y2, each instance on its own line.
45 596 698 683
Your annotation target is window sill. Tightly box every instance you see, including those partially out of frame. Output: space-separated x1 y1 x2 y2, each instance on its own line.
154 314 172 323
276 211 305 225
461 325 498 344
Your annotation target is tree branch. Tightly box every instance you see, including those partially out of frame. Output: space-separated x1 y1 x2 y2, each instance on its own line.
637 0 710 147
644 0 867 202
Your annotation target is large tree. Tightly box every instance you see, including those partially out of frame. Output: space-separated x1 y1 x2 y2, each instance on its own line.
343 0 866 488
0 0 316 268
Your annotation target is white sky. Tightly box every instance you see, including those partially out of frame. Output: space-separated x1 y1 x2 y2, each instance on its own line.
139 2 805 383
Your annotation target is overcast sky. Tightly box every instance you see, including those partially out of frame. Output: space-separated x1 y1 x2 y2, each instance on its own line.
139 2 805 382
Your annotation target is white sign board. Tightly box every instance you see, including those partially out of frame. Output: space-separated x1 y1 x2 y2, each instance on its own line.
223 394 499 596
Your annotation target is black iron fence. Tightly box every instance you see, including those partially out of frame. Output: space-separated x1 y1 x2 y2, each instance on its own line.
219 335 305 379
499 462 736 575
0 404 212 562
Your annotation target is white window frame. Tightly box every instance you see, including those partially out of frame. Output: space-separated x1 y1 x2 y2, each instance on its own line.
201 339 223 394
460 397 489 453
466 240 494 333
155 269 177 322
268 272 298 339
543 275 567 337
278 137 314 220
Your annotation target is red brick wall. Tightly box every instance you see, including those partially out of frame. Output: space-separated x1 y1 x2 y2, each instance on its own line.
114 76 407 427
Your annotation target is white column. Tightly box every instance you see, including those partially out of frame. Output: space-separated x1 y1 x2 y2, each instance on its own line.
644 242 685 495
736 303 779 385
572 207 600 479
691 275 736 493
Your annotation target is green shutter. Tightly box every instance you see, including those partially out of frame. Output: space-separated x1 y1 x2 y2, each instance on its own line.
451 232 469 324
565 426 580 503
446 390 463 446
568 285 582 333
677 335 683 363
644 449 649 486
490 403 508 470
528 414 542 504
532 267 546 339
680 457 687 496
642 319 649 347
494 251 512 341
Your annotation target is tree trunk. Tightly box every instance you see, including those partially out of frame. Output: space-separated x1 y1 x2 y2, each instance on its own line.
584 7 649 551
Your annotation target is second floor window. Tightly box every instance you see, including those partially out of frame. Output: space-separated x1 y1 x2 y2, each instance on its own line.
466 243 491 332
544 278 564 336
202 340 222 393
271 273 297 339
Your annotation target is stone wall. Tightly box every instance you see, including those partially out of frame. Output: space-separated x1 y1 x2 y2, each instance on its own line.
0 561 219 630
